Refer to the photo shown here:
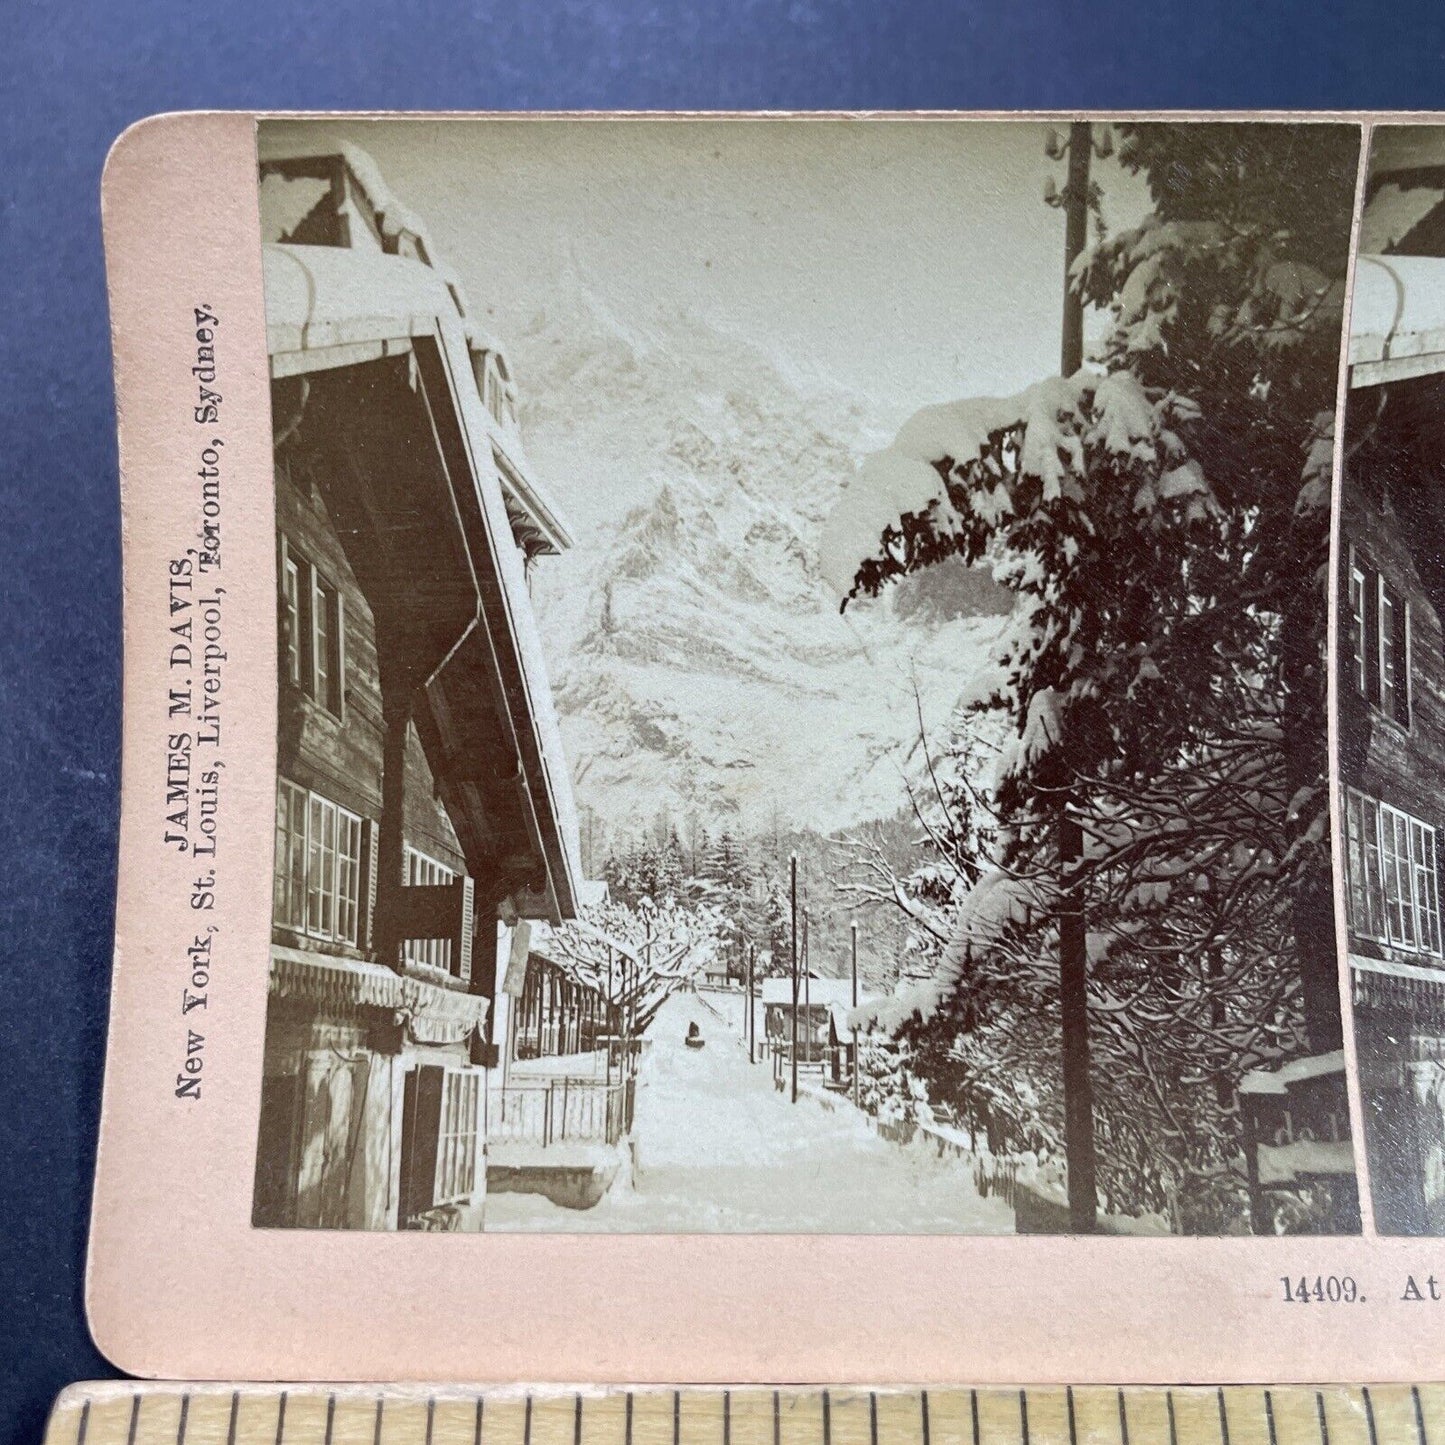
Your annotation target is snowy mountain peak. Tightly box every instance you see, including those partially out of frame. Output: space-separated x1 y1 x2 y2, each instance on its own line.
507 285 1005 840
526 240 665 364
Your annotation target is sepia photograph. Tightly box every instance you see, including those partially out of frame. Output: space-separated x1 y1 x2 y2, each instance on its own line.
250 116 1363 1237
1341 124 1445 1235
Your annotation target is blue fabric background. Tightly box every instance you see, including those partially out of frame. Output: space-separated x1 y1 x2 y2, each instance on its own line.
2 1 1443 1440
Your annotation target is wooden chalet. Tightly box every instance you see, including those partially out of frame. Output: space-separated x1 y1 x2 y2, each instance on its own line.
1341 132 1445 1233
251 141 583 1232
501 882 623 1071
759 975 855 1060
1238 1052 1359 1234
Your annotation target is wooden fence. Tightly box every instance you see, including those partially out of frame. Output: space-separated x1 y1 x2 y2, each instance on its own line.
486 1076 634 1149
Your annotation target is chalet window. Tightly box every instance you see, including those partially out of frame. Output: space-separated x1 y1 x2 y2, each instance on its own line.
1349 548 1411 728
476 352 517 430
400 1064 479 1221
482 362 501 421
281 549 302 686
277 535 345 715
435 1069 481 1205
1345 789 1442 956
311 573 341 712
273 779 364 947
403 846 456 975
273 778 309 931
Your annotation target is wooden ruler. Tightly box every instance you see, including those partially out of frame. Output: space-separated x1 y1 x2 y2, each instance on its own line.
40 1385 1445 1445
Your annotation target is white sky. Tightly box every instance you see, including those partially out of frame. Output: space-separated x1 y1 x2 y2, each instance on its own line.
261 117 1150 428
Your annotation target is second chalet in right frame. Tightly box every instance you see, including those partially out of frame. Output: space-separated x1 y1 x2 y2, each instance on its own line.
1343 124 1445 1235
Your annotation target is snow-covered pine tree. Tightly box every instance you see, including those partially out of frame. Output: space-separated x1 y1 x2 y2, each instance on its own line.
762 882 792 978
821 122 1358 1229
705 828 754 977
656 826 687 904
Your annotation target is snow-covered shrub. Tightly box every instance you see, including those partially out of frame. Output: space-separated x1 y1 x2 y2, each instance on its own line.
856 1036 930 1128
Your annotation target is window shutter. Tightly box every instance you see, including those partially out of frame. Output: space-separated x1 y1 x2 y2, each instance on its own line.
277 535 296 687
252 1072 301 1228
400 1064 445 1225
299 556 317 699
1391 591 1411 728
455 875 475 984
1362 567 1381 705
359 818 379 954
333 588 347 719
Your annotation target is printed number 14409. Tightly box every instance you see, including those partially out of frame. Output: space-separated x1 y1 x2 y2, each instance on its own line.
1280 1276 1361 1303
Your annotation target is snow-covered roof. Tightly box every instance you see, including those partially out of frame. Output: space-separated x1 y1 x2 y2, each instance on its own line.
1239 1049 1346 1096
259 136 441 261
1255 1139 1356 1186
1351 954 1445 987
259 141 575 556
1370 127 1445 180
1349 254 1445 388
264 242 455 362
264 239 583 918
759 976 861 1008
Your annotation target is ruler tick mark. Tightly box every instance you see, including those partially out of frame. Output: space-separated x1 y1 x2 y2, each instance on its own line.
60 1384 1445 1445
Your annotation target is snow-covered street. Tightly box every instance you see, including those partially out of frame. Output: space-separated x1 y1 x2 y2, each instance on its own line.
484 990 1014 1233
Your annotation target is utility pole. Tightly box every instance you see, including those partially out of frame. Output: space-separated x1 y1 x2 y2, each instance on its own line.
789 853 799 1104
851 921 860 1108
803 912 811 1067
1059 120 1091 379
606 943 614 1087
747 942 755 1065
1051 119 1099 1234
